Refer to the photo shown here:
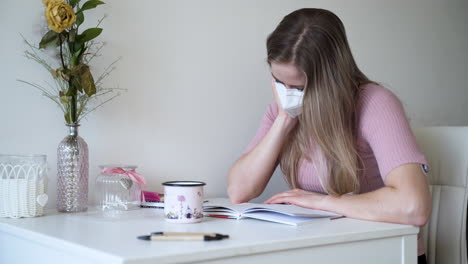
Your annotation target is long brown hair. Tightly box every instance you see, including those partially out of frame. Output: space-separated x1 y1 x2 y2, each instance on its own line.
267 8 376 196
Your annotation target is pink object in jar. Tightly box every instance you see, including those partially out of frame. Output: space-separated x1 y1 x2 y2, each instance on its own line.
162 181 206 223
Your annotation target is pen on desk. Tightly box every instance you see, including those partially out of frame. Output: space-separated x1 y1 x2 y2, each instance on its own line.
206 214 231 219
138 232 229 241
150 232 220 236
330 215 346 220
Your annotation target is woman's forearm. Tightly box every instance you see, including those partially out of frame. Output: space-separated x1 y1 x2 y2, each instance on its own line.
321 185 431 226
228 114 295 203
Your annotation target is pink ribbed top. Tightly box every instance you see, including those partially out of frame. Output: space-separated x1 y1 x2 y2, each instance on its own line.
243 83 427 256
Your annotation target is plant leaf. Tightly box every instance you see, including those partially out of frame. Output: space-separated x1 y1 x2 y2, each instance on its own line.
70 47 83 66
71 41 84 58
68 29 77 42
39 30 59 49
70 64 96 96
66 83 78 96
81 67 96 96
77 28 103 43
70 64 84 93
58 32 68 45
76 12 84 27
69 0 81 8
61 67 71 78
64 112 71 124
60 95 72 105
78 0 105 13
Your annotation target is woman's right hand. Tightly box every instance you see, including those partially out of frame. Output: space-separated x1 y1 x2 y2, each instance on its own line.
227 80 300 204
271 79 298 133
228 110 294 203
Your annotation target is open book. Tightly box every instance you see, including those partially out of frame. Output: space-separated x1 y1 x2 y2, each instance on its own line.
203 198 341 226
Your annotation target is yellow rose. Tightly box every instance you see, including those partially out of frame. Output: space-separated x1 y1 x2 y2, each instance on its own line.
45 0 76 33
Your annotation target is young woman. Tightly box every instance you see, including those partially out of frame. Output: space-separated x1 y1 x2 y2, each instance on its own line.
227 8 431 263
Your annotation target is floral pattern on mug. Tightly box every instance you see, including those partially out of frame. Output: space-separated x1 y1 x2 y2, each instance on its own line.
163 181 206 223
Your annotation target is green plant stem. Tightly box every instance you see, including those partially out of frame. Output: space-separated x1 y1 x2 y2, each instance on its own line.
58 34 66 69
60 33 76 124
71 96 77 124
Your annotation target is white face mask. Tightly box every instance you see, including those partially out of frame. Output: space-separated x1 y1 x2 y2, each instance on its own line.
274 81 304 117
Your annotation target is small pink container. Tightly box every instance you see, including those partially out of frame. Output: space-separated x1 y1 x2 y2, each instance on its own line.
162 181 206 223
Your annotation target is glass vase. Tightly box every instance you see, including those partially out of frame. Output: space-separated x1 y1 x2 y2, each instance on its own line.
57 124 89 212
95 165 142 211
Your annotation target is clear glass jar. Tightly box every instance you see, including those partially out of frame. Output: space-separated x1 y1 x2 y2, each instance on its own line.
95 165 142 211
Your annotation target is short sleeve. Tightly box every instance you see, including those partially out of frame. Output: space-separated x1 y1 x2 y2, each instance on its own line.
242 102 279 155
359 85 428 182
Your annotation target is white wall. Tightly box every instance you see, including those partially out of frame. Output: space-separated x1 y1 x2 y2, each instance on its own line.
1 0 467 208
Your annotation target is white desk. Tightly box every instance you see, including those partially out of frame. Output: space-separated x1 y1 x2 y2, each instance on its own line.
0 206 419 264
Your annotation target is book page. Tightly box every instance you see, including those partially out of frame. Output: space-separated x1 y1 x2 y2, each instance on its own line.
203 198 255 217
244 203 340 217
204 198 340 218
242 211 321 226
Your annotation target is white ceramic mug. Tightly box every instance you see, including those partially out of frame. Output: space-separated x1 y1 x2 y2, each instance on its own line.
162 181 206 223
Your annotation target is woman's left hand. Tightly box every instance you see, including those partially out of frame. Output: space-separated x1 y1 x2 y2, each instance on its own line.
264 188 329 210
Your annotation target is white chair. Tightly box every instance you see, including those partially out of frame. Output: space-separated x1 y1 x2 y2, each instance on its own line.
413 127 468 264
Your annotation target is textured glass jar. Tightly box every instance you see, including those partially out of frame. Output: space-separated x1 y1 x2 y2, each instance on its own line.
95 165 142 211
57 124 89 213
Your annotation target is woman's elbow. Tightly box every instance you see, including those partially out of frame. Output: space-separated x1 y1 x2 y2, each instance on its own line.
227 185 244 204
228 192 248 204
228 185 262 204
410 211 430 227
227 168 250 204
227 175 259 204
407 197 432 227
227 158 264 204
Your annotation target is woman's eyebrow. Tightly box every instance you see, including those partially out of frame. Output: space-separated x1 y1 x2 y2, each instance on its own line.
271 73 304 88
271 73 282 83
